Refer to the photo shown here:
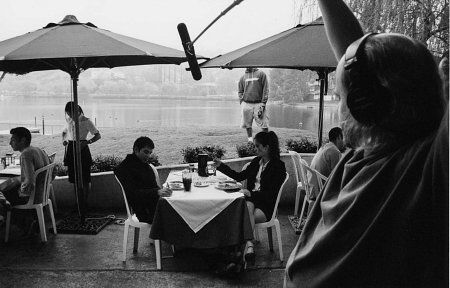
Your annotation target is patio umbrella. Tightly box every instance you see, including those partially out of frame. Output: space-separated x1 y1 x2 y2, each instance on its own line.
0 15 194 220
200 17 337 147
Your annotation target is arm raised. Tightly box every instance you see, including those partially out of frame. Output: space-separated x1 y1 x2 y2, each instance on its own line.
318 0 364 60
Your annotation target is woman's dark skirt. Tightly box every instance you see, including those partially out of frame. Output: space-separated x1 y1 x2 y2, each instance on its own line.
64 141 93 184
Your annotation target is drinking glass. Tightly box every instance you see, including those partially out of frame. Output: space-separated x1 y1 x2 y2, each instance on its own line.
182 170 192 192
207 164 216 176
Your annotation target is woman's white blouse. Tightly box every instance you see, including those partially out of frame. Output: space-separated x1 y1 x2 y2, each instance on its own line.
253 159 270 192
63 115 99 140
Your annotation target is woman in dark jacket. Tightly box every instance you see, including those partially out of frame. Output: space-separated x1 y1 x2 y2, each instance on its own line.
214 131 286 264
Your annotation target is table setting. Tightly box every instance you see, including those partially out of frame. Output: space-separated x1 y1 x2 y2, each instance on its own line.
150 159 253 249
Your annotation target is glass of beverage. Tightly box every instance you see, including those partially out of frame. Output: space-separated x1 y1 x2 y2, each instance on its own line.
207 164 216 176
182 170 192 192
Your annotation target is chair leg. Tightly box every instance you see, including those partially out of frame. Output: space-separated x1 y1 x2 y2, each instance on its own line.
267 227 274 252
133 227 140 254
5 210 11 243
307 200 315 216
299 194 308 221
294 187 302 216
36 205 47 242
122 224 129 262
155 239 162 270
48 200 57 234
49 185 57 214
275 220 283 261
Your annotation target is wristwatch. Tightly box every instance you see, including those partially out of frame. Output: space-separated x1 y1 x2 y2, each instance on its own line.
87 139 92 144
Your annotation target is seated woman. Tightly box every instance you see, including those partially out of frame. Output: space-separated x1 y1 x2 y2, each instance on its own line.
214 131 286 264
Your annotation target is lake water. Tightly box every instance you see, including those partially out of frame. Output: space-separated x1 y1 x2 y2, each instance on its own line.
0 97 339 136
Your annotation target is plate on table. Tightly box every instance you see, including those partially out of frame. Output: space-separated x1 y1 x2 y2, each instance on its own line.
168 181 184 190
215 182 241 191
194 181 209 187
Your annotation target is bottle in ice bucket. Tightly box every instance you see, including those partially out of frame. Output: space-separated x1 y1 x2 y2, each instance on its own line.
182 169 192 192
198 153 208 177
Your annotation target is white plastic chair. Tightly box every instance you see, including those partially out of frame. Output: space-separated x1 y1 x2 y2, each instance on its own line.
149 164 161 187
115 175 161 269
254 172 289 261
47 152 57 213
288 151 311 217
300 163 327 219
5 162 57 242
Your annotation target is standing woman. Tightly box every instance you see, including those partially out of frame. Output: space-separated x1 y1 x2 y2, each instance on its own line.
62 101 101 212
214 131 286 265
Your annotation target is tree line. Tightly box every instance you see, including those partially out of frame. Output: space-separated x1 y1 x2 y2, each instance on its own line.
269 0 448 103
1 1 446 104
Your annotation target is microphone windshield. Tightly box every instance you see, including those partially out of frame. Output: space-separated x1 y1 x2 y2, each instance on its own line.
177 23 202 81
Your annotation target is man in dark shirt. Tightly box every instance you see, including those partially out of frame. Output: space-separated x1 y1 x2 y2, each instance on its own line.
115 137 171 223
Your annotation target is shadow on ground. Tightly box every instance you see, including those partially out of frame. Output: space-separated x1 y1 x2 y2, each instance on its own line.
0 207 299 288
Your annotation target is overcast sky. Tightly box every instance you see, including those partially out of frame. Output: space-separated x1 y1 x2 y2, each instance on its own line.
0 0 315 57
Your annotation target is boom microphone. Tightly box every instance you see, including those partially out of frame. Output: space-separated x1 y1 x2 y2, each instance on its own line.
178 0 245 81
177 23 202 81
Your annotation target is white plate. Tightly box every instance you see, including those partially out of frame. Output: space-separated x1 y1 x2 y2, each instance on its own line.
193 181 209 187
215 182 241 190
168 181 184 190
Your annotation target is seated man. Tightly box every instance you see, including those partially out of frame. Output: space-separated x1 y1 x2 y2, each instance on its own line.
114 137 171 223
311 127 345 177
309 127 344 198
0 127 50 210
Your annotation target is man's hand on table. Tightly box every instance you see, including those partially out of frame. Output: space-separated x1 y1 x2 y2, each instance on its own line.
158 187 172 197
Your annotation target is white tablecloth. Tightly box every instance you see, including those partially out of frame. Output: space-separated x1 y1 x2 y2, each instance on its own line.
0 166 21 176
165 170 243 233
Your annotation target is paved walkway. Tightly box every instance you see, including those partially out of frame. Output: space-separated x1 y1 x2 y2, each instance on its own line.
0 207 299 288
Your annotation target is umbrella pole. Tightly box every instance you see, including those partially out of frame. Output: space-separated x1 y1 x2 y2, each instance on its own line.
71 68 85 222
317 70 326 149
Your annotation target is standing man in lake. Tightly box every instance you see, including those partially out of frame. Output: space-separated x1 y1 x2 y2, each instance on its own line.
238 67 269 142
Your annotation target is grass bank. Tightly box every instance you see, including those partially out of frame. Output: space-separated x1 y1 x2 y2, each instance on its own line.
0 126 313 165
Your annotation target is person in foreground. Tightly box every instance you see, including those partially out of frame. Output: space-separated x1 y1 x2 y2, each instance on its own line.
114 137 171 223
0 127 50 231
62 101 101 212
284 1 448 287
214 131 286 265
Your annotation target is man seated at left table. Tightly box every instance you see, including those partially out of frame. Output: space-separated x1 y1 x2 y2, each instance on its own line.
0 127 50 216
115 136 172 224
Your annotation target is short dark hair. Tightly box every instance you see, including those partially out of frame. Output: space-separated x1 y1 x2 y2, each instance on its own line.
133 136 154 152
10 127 31 146
254 131 280 160
328 127 343 142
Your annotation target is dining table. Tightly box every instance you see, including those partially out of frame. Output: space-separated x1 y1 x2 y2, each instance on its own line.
150 170 254 249
0 165 21 177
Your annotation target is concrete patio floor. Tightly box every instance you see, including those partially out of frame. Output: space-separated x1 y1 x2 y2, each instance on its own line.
0 207 299 288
